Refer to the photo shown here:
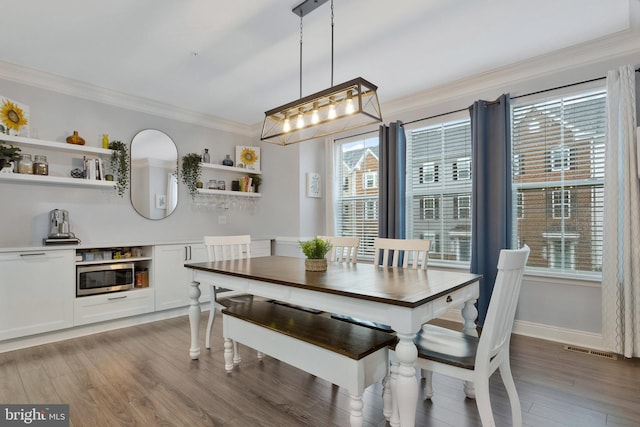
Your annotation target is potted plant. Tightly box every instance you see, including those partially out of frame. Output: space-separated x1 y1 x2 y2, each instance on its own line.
249 173 262 193
108 140 129 197
299 237 333 272
181 153 203 199
0 143 21 172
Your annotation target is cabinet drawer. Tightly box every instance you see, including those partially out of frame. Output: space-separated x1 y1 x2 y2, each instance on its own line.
432 285 477 317
74 288 154 326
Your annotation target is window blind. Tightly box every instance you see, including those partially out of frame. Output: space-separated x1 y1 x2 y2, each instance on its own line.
511 89 606 275
335 136 380 258
407 120 472 264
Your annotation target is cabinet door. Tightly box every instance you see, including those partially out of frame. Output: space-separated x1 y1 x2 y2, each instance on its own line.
153 244 209 311
0 250 74 340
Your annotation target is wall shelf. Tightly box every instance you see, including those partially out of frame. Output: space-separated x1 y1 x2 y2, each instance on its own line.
197 188 261 198
0 173 115 187
200 162 261 174
0 134 113 156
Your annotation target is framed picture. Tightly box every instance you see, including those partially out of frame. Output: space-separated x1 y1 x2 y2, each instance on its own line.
235 146 261 171
155 194 167 209
0 96 30 137
306 172 321 198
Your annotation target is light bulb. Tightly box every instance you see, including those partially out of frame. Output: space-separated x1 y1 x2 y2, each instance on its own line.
328 97 337 120
311 102 320 124
283 113 291 133
345 90 355 115
296 108 305 129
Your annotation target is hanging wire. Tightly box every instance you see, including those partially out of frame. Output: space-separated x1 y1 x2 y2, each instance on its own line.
330 0 334 87
299 14 303 99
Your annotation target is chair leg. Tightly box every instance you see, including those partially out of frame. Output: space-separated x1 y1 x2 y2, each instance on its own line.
233 340 241 365
382 374 392 420
423 370 434 399
473 375 496 427
388 360 401 427
205 286 216 349
223 338 234 373
499 359 523 427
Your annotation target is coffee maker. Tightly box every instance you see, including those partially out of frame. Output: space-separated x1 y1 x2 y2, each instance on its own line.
49 209 71 238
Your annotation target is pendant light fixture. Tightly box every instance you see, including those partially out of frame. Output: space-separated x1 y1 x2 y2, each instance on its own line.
261 0 383 146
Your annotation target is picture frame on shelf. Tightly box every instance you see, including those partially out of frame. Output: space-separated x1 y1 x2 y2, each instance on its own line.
0 96 30 137
235 146 260 171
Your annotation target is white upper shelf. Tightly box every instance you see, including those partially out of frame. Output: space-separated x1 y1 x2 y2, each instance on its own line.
200 162 261 174
0 134 113 156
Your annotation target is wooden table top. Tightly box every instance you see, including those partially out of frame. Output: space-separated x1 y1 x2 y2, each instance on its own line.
185 256 481 308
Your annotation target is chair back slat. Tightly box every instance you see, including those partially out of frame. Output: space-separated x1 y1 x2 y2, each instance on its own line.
373 238 430 270
476 245 530 364
203 235 252 262
318 236 360 264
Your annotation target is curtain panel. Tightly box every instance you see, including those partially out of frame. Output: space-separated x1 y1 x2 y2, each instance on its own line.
378 121 407 240
470 94 512 326
602 64 640 358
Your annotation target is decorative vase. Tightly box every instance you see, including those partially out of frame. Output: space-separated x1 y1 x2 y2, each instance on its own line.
202 149 210 163
305 258 327 272
222 154 234 167
66 130 85 145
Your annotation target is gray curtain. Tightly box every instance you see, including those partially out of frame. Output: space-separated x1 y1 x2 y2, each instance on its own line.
378 121 406 240
470 94 512 326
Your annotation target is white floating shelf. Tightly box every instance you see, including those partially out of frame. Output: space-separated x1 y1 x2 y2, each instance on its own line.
0 134 113 156
200 163 261 174
0 173 116 188
197 189 261 197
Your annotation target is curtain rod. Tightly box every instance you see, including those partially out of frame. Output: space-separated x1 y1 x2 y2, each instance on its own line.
336 67 640 139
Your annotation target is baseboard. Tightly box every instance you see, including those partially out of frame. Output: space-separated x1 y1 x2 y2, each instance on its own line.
438 310 605 351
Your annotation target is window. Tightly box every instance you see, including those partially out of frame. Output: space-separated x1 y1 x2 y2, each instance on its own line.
363 171 378 189
551 190 571 219
419 162 439 183
453 157 471 181
512 88 605 274
408 118 472 265
420 196 439 220
335 137 379 258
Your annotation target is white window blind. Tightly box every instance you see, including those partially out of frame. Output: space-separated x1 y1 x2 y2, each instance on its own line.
335 136 379 258
511 88 606 275
408 119 472 264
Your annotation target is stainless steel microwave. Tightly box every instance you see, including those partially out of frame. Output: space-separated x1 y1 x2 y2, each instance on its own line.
76 262 135 297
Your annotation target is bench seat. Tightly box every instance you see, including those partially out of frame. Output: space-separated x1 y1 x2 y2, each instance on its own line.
222 300 396 427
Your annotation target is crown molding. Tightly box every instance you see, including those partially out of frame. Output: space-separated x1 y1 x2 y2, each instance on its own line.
0 60 254 137
382 29 640 119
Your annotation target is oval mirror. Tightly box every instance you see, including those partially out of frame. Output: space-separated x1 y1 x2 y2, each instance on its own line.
130 129 178 220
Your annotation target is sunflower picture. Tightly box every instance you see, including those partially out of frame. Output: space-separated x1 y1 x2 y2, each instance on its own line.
236 146 261 171
1 97 30 136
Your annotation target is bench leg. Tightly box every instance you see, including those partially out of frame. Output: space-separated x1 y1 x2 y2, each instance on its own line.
233 340 241 365
224 338 234 373
349 394 364 427
382 374 392 420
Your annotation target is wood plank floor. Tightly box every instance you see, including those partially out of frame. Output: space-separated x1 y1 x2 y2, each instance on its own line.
1 311 639 426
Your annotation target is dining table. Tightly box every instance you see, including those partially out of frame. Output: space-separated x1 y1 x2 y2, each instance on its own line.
185 255 481 427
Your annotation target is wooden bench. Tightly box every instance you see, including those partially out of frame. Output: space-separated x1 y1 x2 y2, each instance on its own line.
222 300 396 427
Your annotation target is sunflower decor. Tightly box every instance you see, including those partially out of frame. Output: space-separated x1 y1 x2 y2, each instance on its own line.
235 146 260 171
1 97 30 136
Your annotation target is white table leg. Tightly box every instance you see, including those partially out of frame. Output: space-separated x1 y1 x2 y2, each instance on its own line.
189 281 202 360
393 332 418 427
348 394 364 427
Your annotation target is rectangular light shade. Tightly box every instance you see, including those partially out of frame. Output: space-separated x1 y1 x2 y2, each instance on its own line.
261 77 382 145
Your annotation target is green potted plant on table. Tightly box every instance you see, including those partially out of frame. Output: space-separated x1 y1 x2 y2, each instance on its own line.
108 140 129 197
299 237 333 272
181 153 203 199
0 143 21 172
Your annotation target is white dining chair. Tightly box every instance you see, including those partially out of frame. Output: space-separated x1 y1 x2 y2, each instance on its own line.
318 235 360 264
373 237 430 269
203 235 253 351
385 245 530 427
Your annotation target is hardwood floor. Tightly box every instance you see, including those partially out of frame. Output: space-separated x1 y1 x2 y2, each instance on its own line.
1 312 638 426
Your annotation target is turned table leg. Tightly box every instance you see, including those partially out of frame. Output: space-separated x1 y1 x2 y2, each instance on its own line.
189 281 202 360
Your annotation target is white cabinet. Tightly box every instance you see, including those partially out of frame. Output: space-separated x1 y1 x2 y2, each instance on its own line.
0 249 75 340
153 243 208 311
74 288 154 326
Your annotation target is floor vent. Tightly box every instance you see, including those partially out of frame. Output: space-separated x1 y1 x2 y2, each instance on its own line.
564 345 618 360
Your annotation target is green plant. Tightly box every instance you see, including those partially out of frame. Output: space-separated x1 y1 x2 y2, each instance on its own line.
248 173 261 186
181 153 203 198
299 237 333 259
108 140 129 197
0 143 21 162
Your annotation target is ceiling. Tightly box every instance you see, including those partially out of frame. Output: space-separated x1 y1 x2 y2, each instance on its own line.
1 0 635 127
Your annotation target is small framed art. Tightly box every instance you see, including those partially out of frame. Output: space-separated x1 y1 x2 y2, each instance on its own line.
236 146 261 171
306 172 321 198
